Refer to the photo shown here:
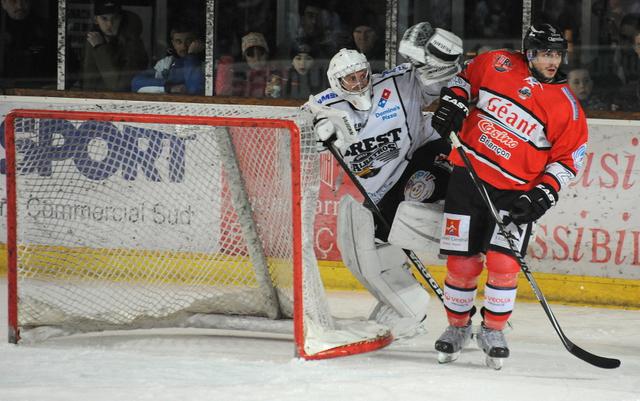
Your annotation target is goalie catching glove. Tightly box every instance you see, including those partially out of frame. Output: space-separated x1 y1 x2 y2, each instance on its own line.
431 87 469 138
398 22 463 86
509 183 558 224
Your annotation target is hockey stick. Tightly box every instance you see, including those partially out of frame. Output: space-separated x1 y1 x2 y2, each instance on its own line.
322 140 446 303
448 132 621 369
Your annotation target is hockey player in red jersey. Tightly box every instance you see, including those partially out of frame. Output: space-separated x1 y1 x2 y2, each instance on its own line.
430 23 588 368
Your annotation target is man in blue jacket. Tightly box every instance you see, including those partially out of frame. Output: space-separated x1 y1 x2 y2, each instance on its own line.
132 20 204 95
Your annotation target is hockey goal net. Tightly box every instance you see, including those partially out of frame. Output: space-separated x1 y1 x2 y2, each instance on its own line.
4 104 391 359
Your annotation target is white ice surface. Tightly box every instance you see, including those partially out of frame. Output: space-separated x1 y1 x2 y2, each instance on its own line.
0 278 639 401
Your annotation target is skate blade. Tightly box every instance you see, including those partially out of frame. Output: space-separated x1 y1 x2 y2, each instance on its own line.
484 355 504 370
437 351 460 364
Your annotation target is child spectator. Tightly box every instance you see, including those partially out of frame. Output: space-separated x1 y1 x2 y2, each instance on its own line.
215 32 282 98
131 20 204 95
567 66 615 111
82 0 148 92
277 42 326 99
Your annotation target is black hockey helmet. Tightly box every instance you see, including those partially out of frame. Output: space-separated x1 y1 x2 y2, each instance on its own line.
522 23 568 83
523 23 567 52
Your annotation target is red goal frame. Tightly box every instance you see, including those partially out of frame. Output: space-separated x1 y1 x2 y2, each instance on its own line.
3 109 392 360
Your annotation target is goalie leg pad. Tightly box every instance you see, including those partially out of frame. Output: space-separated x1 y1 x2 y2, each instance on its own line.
482 251 519 330
337 195 430 321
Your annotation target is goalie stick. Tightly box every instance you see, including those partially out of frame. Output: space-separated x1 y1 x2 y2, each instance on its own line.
322 138 447 304
448 132 621 370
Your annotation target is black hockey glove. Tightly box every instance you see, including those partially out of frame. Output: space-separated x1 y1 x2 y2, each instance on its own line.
509 183 559 225
431 87 469 138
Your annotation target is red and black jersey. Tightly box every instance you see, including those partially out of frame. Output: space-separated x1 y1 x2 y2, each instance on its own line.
448 49 588 193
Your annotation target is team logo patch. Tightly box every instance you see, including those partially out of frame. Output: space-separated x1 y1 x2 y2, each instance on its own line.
403 170 436 202
572 143 587 170
440 213 470 252
518 86 532 99
445 218 460 236
378 88 391 108
493 55 513 72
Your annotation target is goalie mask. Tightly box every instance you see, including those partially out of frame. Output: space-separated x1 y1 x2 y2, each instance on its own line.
327 48 373 111
399 22 463 86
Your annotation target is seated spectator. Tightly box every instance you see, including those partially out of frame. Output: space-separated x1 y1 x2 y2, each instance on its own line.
351 23 384 72
276 42 327 99
82 0 148 92
567 66 617 111
0 0 56 89
131 20 204 95
215 32 282 98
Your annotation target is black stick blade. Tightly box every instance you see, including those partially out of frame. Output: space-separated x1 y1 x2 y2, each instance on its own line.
567 341 621 369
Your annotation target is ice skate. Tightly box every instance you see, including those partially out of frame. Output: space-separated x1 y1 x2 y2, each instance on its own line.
476 324 509 370
434 323 472 363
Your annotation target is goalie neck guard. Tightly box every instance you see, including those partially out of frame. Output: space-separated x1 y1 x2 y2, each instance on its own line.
327 48 373 111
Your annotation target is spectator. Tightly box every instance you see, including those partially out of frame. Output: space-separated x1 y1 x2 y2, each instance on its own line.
468 0 519 38
615 13 640 84
0 0 56 89
278 42 326 99
567 66 616 111
294 4 337 59
351 23 384 72
131 20 204 95
215 32 282 98
82 0 148 92
620 30 640 110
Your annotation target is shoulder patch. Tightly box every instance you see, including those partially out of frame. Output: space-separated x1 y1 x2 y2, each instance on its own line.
573 143 587 171
493 54 513 72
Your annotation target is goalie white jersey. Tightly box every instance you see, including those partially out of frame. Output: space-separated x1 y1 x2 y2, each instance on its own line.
311 63 444 204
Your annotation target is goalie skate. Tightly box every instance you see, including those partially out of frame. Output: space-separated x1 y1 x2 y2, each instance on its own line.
434 323 472 363
476 324 510 370
370 302 427 341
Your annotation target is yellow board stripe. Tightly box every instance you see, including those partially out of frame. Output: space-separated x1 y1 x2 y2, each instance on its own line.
317 260 640 310
0 244 637 309
0 244 292 287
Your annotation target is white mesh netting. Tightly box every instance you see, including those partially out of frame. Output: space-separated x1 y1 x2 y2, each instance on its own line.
6 102 390 358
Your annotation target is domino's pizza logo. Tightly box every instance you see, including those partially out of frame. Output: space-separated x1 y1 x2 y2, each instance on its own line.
378 88 391 108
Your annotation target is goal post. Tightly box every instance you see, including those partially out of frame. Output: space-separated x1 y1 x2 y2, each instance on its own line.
3 106 392 360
